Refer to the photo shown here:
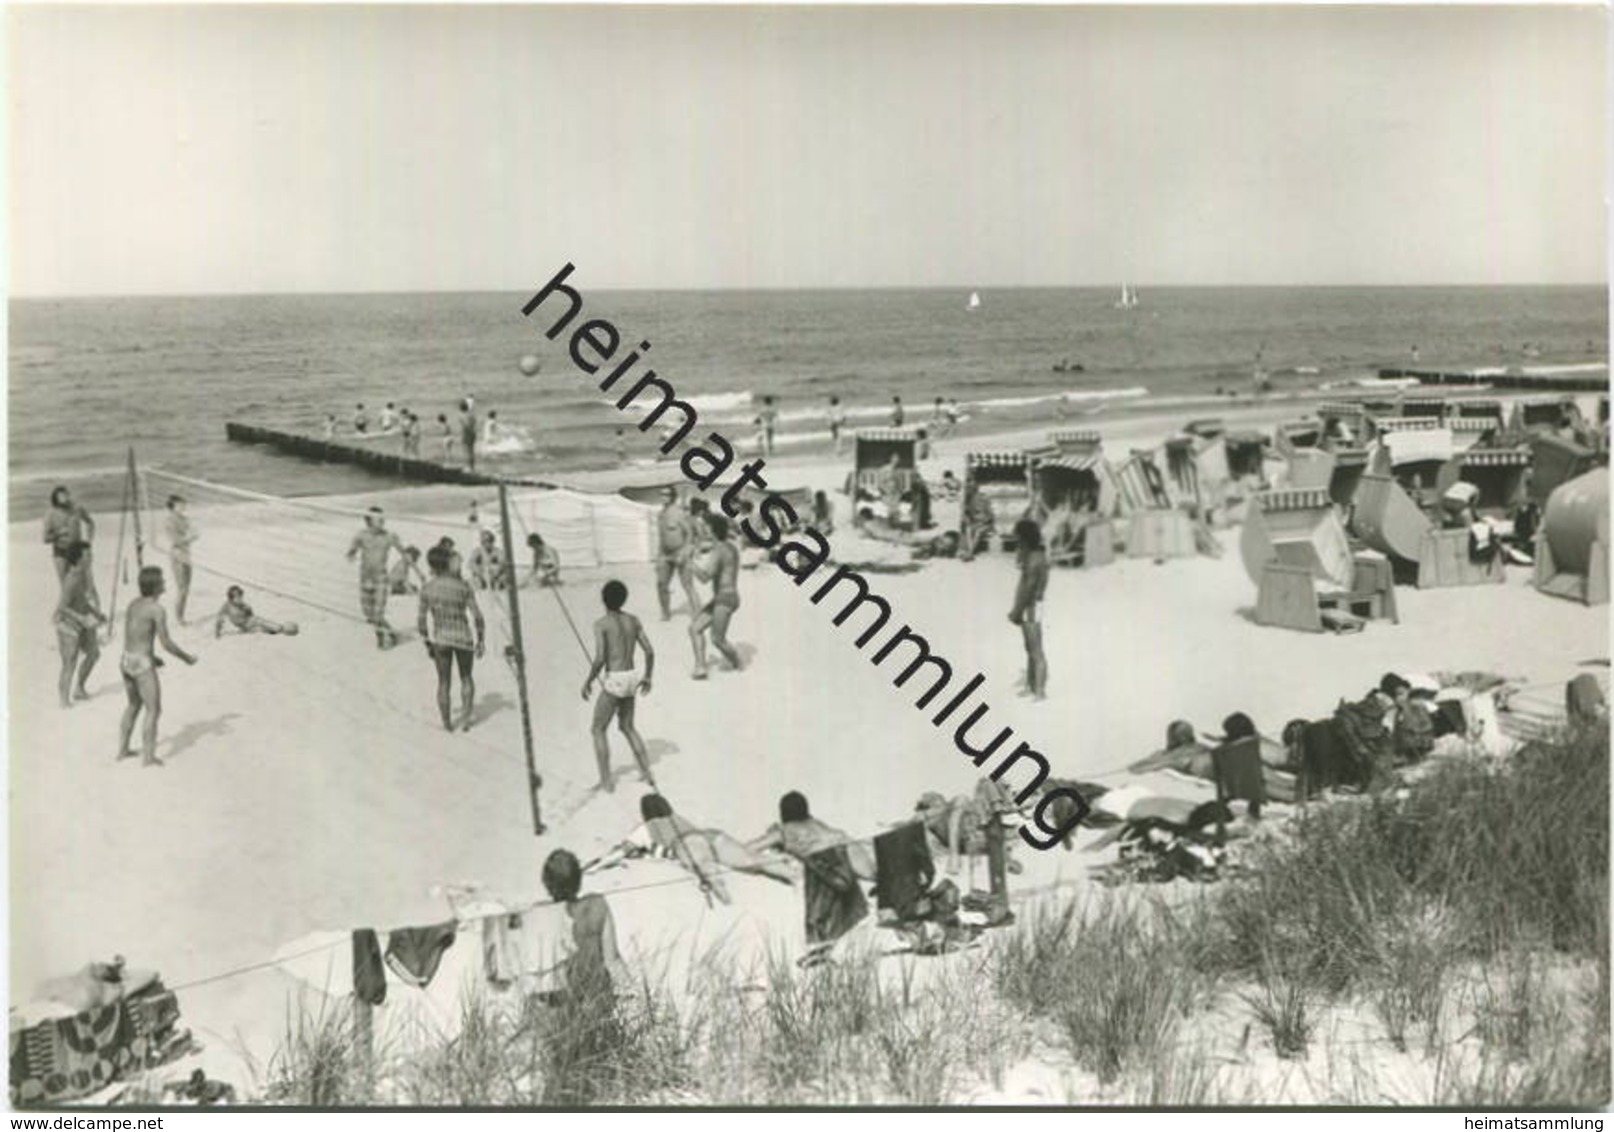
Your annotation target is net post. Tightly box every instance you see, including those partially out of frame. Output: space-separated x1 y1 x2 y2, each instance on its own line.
126 447 146 568
497 481 545 836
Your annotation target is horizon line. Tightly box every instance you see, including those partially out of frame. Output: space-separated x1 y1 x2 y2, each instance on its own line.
8 281 1610 301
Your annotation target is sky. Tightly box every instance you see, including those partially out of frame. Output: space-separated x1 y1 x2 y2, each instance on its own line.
7 4 1610 295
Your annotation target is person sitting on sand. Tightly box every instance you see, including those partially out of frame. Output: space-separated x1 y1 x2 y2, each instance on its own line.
117 566 198 768
937 470 962 501
747 791 876 881
812 490 835 536
418 544 486 732
213 584 299 637
591 793 795 904
353 403 369 434
55 540 106 708
1382 672 1436 764
388 546 426 595
467 528 508 591
581 580 654 793
960 485 995 560
322 413 338 440
379 402 398 433
526 532 562 587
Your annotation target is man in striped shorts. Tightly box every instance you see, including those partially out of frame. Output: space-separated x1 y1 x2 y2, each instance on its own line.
346 507 406 648
418 543 486 732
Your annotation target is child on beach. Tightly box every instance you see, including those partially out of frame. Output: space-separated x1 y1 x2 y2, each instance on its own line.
353 404 369 434
213 585 299 636
388 546 426 595
526 532 562 587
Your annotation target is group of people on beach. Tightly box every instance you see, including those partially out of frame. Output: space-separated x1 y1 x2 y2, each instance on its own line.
44 485 202 768
327 394 504 473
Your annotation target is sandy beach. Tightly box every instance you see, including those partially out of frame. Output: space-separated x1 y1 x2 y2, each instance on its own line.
8 401 1606 1101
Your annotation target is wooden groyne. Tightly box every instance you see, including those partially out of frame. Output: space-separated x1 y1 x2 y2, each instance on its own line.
1379 366 1609 393
224 423 543 487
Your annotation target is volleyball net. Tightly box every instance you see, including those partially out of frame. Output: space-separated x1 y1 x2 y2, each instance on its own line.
126 467 658 632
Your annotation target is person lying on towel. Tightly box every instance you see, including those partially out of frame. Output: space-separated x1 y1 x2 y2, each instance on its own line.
589 793 795 904
746 790 876 882
1129 717 1298 803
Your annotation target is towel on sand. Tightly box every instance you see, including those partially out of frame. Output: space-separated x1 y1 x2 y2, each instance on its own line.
801 845 869 947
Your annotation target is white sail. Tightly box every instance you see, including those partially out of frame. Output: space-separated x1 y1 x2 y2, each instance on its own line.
967 291 981 310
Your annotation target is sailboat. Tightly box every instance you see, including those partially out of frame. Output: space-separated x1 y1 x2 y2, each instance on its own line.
967 291 981 312
1114 284 1140 310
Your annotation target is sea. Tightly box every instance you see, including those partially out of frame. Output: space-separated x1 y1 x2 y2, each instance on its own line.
8 286 1608 518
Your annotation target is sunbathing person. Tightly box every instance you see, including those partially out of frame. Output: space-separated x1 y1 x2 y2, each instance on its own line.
590 793 794 904
214 586 299 636
747 790 875 881
749 791 873 963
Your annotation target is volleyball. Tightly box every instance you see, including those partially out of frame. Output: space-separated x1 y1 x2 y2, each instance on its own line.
518 354 542 377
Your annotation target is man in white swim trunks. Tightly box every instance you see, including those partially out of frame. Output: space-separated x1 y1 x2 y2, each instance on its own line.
117 566 198 768
581 580 655 793
654 487 699 621
1009 518 1050 701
